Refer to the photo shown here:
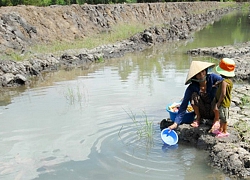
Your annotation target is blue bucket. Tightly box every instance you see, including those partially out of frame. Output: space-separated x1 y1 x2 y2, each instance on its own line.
166 104 195 124
161 128 178 145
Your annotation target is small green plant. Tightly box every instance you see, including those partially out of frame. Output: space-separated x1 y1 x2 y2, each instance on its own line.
237 17 242 26
63 83 86 106
233 119 250 144
97 56 104 63
64 86 76 105
240 95 250 106
119 109 155 149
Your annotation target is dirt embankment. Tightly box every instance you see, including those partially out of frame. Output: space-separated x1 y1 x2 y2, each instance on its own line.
0 2 226 53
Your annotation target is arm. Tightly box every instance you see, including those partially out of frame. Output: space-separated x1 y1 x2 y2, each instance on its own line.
216 80 227 107
168 85 194 130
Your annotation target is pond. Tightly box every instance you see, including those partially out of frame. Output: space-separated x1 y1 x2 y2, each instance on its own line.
0 9 250 180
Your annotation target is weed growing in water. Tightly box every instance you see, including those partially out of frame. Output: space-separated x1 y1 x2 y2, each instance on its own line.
119 109 155 151
63 83 87 107
64 86 76 105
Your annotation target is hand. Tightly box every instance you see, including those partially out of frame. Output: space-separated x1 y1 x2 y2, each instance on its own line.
168 122 178 130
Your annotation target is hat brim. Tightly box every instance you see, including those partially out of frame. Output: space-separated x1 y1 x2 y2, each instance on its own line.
185 61 215 85
216 65 235 77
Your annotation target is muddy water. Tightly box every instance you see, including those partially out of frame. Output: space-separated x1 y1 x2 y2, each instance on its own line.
0 10 249 180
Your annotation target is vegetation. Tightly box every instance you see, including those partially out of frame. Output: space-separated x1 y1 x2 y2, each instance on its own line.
233 94 250 144
117 109 155 153
63 83 86 106
121 109 155 142
240 95 250 106
0 0 246 6
0 22 147 61
0 0 85 6
30 23 146 54
234 119 250 144
0 0 127 6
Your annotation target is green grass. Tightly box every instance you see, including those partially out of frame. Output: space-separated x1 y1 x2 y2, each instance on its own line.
234 119 250 144
3 22 147 61
240 2 250 11
0 23 146 61
63 83 86 106
233 94 250 144
120 109 155 144
241 95 250 106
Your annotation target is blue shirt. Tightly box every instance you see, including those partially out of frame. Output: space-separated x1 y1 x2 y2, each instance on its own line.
174 73 223 125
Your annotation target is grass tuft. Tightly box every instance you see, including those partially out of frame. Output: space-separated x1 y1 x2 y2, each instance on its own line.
120 109 155 148
234 119 250 144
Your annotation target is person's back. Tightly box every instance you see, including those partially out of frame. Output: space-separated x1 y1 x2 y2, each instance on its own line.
215 78 233 108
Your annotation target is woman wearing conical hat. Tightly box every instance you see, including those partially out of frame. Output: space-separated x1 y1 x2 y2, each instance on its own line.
168 61 223 130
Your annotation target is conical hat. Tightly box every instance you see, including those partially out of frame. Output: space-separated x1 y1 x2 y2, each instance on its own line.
185 61 215 85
